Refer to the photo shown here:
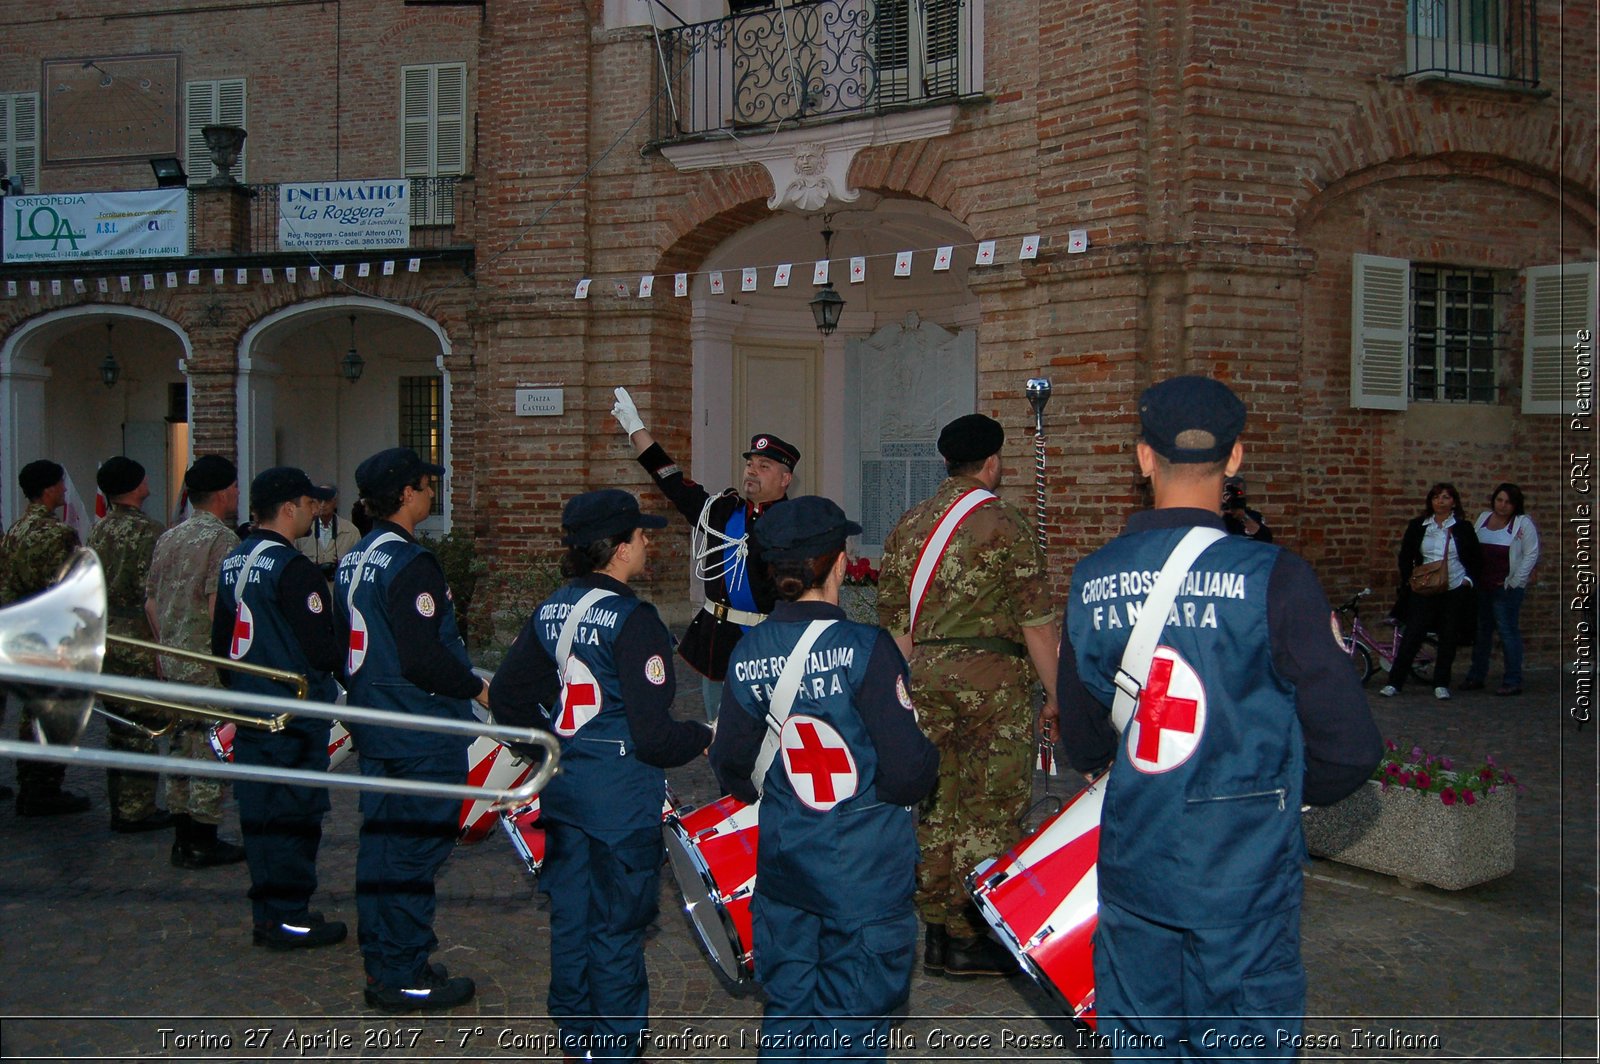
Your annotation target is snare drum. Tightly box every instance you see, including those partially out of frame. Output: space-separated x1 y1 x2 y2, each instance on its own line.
503 784 678 878
967 777 1106 1026
458 734 535 844
663 795 760 982
206 719 354 768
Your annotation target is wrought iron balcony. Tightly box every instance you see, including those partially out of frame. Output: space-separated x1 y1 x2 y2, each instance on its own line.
244 176 473 253
651 0 980 144
1406 0 1538 87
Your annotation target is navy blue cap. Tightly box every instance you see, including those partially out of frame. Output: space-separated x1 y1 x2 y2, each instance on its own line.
937 414 1005 463
251 466 335 516
356 447 446 498
184 454 237 493
562 488 667 547
741 433 801 470
752 496 862 561
1138 375 1247 463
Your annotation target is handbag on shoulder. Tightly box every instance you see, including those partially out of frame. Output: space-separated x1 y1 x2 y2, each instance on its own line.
1408 533 1452 596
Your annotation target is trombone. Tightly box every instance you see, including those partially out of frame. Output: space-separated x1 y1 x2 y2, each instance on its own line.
0 549 560 806
101 634 306 735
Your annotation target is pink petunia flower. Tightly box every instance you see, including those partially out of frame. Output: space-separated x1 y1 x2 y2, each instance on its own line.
1440 756 1454 770
1463 790 1476 806
1440 788 1456 806
1415 771 1431 789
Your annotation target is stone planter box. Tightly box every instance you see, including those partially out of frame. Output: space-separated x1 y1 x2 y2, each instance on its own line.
1302 780 1516 890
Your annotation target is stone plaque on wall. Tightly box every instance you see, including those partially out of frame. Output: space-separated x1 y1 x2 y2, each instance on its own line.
43 54 180 163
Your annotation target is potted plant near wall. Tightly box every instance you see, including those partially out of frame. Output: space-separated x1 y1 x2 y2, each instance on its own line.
1302 740 1519 891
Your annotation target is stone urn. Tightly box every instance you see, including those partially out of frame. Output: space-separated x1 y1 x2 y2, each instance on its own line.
1302 780 1516 890
201 124 247 186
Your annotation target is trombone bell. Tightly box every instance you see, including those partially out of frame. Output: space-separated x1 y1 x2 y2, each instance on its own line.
0 549 106 745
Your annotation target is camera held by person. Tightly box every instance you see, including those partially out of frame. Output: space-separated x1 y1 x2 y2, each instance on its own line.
1222 475 1273 542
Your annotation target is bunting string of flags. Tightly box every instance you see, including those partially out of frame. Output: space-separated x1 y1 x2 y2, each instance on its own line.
3 258 428 301
576 234 1044 300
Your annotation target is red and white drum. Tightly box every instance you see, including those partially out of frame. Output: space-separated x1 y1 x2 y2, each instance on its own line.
663 795 759 982
967 776 1106 1027
503 784 678 878
458 734 535 844
206 719 354 768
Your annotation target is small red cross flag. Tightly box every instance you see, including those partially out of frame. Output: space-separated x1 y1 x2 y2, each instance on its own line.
347 609 370 674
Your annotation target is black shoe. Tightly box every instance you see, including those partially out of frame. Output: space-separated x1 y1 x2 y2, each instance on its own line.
943 933 1017 977
111 810 175 834
1458 678 1485 691
16 789 91 817
364 965 476 1013
171 837 247 869
254 914 348 951
923 924 948 973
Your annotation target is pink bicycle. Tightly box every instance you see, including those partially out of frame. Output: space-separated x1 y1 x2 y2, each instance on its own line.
1336 588 1437 685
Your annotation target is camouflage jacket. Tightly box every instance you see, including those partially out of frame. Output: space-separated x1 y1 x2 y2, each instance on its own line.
0 502 80 606
877 475 1055 645
147 510 238 685
88 503 164 677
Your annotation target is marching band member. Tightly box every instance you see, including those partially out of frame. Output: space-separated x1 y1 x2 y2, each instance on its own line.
335 448 484 1012
210 467 345 951
491 488 711 1063
711 496 938 1061
1058 376 1381 1058
611 386 795 721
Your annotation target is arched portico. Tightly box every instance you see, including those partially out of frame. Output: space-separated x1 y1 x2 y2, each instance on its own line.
1 306 193 526
237 297 456 534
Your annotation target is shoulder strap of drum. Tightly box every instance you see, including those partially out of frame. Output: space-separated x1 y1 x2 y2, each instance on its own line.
750 618 836 798
907 488 996 641
1110 527 1225 733
343 532 405 615
555 587 618 669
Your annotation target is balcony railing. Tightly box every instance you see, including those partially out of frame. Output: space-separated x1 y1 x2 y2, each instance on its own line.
244 176 472 253
651 0 979 143
1406 0 1538 87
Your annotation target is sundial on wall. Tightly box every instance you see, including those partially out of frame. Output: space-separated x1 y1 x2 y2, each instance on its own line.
43 53 180 163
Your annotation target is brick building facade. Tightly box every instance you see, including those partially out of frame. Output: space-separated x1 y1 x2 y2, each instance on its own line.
1 0 1593 666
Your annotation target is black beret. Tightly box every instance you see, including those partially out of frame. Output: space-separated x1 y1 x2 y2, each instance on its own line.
96 456 146 497
561 488 667 547
1138 375 1247 463
18 459 64 499
355 447 446 499
185 455 237 493
742 433 801 471
753 496 862 562
937 414 1005 464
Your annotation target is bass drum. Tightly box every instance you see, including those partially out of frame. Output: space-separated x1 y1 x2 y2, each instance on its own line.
662 795 759 982
207 719 353 768
967 776 1106 1027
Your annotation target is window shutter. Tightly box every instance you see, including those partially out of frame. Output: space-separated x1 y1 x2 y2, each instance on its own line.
3 94 39 193
1350 253 1412 410
1522 262 1598 415
401 67 433 178
217 78 247 182
433 64 466 175
185 81 219 183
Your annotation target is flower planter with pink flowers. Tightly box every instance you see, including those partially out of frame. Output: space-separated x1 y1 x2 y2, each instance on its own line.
1301 741 1518 891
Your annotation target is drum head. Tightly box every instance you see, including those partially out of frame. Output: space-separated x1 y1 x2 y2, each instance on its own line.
662 819 751 983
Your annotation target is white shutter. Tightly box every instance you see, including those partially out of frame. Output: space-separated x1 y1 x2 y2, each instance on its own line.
185 81 219 182
433 64 466 175
3 94 38 193
217 78 247 182
1522 261 1598 415
401 66 434 178
1351 253 1411 410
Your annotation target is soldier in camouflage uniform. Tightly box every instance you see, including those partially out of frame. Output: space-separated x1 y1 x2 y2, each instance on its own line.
0 459 92 815
146 455 244 868
87 457 172 833
877 414 1059 977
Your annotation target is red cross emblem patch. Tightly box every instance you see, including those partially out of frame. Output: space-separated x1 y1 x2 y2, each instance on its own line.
347 607 369 675
1126 646 1206 774
228 601 254 660
555 656 602 737
780 715 859 811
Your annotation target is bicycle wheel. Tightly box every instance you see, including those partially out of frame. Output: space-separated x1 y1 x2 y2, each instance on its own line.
1342 638 1374 684
1410 633 1439 684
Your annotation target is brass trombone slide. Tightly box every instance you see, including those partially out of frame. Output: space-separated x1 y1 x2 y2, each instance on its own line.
106 633 306 732
0 549 560 807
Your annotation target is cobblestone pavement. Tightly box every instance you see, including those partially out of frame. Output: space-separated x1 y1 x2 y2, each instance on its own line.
0 668 1593 1062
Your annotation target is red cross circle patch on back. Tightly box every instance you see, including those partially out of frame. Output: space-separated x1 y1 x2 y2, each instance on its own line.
347 607 369 675
780 715 859 811
228 601 254 660
1126 646 1206 774
555 655 603 737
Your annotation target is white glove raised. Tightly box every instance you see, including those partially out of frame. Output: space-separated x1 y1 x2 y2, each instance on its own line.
611 387 646 436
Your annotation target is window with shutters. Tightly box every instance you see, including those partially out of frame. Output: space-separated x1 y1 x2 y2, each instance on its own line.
401 64 466 226
184 79 246 184
1351 255 1594 414
1 93 39 195
874 0 964 104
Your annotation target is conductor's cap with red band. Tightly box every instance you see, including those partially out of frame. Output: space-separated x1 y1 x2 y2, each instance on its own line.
741 433 801 471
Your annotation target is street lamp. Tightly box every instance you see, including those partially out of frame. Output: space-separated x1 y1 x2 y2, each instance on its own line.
340 315 365 383
99 322 121 389
808 223 845 336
